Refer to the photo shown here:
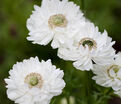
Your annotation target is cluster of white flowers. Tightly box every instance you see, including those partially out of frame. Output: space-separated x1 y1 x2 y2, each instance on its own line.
5 0 121 103
27 0 116 71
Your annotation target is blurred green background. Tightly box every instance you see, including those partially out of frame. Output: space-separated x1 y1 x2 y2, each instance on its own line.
0 0 121 104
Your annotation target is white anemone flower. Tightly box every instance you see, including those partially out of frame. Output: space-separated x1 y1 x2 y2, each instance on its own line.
58 22 115 71
27 0 85 49
92 52 121 91
5 57 65 104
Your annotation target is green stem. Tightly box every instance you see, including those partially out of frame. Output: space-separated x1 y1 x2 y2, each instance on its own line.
85 71 92 104
87 71 90 104
84 71 88 104
67 97 70 104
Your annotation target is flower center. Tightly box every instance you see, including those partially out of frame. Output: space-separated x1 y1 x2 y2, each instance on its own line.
25 73 43 89
82 40 94 47
79 38 97 50
107 65 120 79
29 76 38 86
113 68 119 73
48 14 68 29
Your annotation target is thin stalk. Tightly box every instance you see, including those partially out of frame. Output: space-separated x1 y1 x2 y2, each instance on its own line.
67 97 70 104
83 71 92 104
86 71 90 104
84 71 88 104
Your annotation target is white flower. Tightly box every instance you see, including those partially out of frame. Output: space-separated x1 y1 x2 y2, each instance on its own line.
58 22 115 71
27 0 85 49
92 52 121 91
5 57 65 104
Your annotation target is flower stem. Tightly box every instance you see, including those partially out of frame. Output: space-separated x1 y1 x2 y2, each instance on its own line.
85 71 92 104
86 71 90 104
67 97 70 104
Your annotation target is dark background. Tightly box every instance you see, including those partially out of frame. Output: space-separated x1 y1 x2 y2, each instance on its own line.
0 0 121 104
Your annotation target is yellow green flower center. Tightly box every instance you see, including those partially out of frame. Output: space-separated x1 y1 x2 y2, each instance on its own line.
52 15 64 25
25 73 43 89
79 38 97 50
107 65 121 79
113 68 119 73
82 40 94 47
29 76 38 86
48 14 68 29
